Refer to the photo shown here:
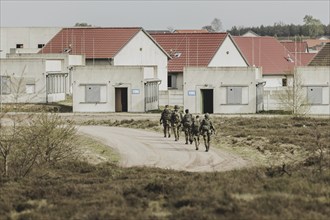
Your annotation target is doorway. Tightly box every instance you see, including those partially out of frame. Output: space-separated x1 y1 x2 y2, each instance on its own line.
201 89 213 114
115 88 128 112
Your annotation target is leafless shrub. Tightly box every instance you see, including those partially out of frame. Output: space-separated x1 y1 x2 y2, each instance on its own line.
276 71 310 117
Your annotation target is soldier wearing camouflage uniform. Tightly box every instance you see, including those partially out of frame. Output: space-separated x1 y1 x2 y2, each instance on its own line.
171 105 182 141
191 115 201 150
182 109 193 144
199 113 215 152
160 105 172 138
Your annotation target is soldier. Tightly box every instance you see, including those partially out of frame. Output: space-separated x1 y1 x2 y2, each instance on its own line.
191 115 201 150
199 113 216 152
171 105 182 141
182 109 193 144
160 105 172 138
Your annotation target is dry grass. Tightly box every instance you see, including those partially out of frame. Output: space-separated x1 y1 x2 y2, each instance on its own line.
1 116 329 220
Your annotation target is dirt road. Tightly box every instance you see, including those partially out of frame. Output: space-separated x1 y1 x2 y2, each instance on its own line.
79 126 249 172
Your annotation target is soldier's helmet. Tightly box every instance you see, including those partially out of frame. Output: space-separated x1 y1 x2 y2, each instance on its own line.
205 113 210 119
174 105 180 110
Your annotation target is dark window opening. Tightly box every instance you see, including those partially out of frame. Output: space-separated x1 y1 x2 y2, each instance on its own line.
201 89 213 114
38 44 45 48
282 78 287 87
168 75 172 88
16 44 23 48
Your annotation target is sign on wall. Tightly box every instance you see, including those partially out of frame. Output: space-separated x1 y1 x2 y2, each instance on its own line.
132 89 140 94
188 90 196 96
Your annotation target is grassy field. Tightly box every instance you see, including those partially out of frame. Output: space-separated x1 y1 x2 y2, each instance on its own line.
0 116 329 220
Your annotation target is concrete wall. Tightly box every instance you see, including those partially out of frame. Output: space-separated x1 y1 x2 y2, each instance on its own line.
209 36 248 67
263 75 294 88
297 66 330 115
159 90 184 107
0 59 46 103
5 53 84 97
183 67 259 114
72 66 146 112
0 27 61 58
113 30 168 91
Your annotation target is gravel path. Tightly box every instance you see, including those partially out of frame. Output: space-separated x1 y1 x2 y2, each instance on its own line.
78 126 249 172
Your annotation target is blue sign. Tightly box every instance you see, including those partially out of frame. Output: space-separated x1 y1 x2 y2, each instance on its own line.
132 89 140 94
188 90 196 96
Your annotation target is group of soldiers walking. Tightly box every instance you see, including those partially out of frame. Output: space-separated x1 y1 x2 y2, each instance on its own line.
160 105 216 152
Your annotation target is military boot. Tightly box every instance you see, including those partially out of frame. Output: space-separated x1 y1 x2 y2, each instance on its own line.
206 142 210 152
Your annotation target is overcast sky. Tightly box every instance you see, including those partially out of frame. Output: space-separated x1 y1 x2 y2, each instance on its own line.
0 0 329 30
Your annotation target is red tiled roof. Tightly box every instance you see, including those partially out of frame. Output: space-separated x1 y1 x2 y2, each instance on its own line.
174 29 209 33
304 39 330 48
39 27 142 59
233 36 296 75
309 42 330 66
151 33 228 72
280 41 308 53
291 53 316 66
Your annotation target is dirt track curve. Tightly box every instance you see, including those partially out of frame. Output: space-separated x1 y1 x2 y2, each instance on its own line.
79 126 249 172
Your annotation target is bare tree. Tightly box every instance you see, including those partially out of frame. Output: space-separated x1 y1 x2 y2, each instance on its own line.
276 70 310 116
202 18 223 32
0 67 78 178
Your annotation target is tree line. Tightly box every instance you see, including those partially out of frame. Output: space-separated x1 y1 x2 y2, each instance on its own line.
227 15 330 39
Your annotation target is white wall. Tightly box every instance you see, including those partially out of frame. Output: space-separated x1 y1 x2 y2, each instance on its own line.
297 66 330 115
0 27 61 58
0 59 47 103
72 66 146 112
208 36 248 67
184 67 259 114
113 30 168 91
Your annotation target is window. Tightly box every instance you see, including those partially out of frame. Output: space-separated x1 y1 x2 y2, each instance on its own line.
16 44 23 48
84 85 106 103
227 87 242 104
0 76 11 94
168 74 177 89
38 44 45 48
307 87 322 105
282 78 287 87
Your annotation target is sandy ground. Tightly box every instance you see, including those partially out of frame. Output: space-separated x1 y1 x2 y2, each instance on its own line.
78 126 249 172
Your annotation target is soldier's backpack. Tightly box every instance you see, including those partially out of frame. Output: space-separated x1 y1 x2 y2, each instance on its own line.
164 109 172 120
172 111 181 124
183 113 192 127
201 119 211 131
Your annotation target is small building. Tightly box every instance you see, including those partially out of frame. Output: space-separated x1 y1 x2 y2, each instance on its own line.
150 32 249 106
72 65 159 112
183 67 262 114
233 36 314 111
39 27 170 91
0 54 84 104
296 66 330 115
0 27 61 58
298 43 330 115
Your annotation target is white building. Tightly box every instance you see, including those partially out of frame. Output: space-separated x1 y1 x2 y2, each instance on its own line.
0 54 84 104
150 32 249 107
40 27 170 91
0 27 61 58
184 67 262 114
72 65 159 112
